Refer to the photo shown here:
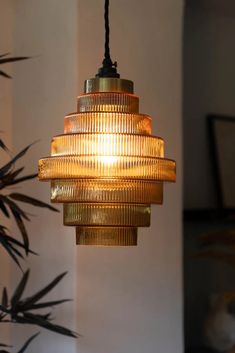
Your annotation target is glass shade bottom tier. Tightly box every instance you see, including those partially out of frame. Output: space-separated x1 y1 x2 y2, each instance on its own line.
38 156 176 181
76 227 138 246
51 179 163 204
64 203 151 227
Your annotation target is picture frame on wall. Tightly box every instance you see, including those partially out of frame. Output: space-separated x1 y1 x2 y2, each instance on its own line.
208 114 235 209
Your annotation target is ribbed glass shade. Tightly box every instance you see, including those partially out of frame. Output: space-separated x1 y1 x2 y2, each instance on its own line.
64 112 151 135
77 92 139 113
50 179 163 204
76 227 138 246
38 77 176 246
64 203 150 227
39 156 175 180
51 133 164 157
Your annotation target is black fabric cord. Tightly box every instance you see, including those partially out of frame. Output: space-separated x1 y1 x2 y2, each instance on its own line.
96 0 120 78
104 0 111 63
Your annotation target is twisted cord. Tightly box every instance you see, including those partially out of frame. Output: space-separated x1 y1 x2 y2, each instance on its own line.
96 0 120 78
104 0 111 63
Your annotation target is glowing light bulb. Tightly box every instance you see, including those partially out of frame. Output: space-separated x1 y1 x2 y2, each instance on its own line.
98 156 118 165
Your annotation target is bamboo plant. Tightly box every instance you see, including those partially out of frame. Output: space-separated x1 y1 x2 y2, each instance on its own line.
0 54 77 352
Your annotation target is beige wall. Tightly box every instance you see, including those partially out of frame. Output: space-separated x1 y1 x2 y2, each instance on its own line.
0 0 14 344
77 1 183 353
10 1 78 352
1 0 183 352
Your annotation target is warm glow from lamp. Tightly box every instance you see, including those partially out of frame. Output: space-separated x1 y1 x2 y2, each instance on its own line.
38 0 176 246
38 78 176 246
98 156 119 166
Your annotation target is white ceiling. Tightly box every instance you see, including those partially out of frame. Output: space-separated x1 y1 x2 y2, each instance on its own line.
186 0 235 17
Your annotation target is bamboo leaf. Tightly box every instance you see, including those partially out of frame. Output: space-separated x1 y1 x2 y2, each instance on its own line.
0 196 30 221
21 272 67 309
6 242 24 260
17 332 40 353
10 209 29 254
11 270 30 309
20 312 77 337
0 225 35 256
2 288 8 308
0 170 23 190
0 139 10 153
0 56 30 64
0 200 10 218
0 236 23 270
9 193 58 212
0 143 34 178
1 197 30 253
0 170 37 191
8 167 25 180
0 71 11 79
0 219 36 264
21 299 71 311
3 233 36 255
0 303 8 313
7 173 38 186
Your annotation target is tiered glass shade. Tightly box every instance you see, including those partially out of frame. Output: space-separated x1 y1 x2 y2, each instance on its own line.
38 77 176 246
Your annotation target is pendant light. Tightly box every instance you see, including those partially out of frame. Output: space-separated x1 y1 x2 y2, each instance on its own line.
38 0 176 246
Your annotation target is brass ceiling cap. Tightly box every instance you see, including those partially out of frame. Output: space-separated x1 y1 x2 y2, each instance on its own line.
84 78 134 94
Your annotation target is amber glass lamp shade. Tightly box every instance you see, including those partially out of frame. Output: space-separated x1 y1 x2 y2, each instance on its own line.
38 77 176 246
